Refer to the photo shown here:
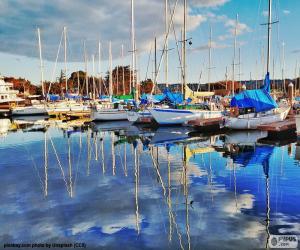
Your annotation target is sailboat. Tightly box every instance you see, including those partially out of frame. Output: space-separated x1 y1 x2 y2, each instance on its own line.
148 0 223 126
91 41 128 121
224 0 290 130
11 28 47 116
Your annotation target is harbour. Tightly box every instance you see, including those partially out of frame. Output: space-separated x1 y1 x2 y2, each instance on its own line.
1 0 300 249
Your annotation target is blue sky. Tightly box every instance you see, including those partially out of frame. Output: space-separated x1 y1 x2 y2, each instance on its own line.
0 0 299 85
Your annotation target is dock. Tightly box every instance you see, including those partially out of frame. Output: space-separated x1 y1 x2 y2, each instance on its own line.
188 117 224 132
48 110 91 121
257 118 295 132
256 118 296 140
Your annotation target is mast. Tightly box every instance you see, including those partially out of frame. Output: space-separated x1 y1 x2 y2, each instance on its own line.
37 28 45 98
122 44 125 95
131 0 136 101
183 0 187 99
282 41 286 93
77 70 80 95
165 0 169 87
84 41 89 97
64 26 68 93
92 54 96 100
232 14 238 96
238 47 241 85
109 41 113 100
208 25 212 92
266 0 272 74
154 37 157 94
98 41 101 97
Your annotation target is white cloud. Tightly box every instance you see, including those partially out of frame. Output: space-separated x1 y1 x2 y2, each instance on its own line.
193 41 230 51
0 0 215 62
283 9 291 15
262 10 268 17
190 0 230 8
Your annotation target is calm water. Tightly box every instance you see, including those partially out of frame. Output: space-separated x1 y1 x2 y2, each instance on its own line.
0 117 300 250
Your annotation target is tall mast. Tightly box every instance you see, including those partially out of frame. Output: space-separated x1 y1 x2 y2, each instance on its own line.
208 25 212 92
109 41 113 99
165 0 169 87
183 0 187 99
154 37 157 94
64 26 68 93
238 48 241 85
266 0 272 74
37 28 45 98
131 0 136 101
282 41 285 93
98 41 101 97
84 40 89 96
77 70 80 95
122 44 125 95
232 14 238 96
92 54 96 100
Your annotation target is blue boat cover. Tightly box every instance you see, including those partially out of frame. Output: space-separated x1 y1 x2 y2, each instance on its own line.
262 72 271 93
163 88 183 105
47 94 61 101
230 89 278 112
140 93 165 104
65 93 81 100
230 73 277 112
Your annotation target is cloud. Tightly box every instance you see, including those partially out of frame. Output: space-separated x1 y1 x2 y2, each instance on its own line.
190 0 230 8
192 41 230 51
262 10 268 17
0 0 213 62
283 9 291 15
224 19 252 36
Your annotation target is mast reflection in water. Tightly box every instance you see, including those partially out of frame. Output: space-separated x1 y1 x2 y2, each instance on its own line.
0 117 300 249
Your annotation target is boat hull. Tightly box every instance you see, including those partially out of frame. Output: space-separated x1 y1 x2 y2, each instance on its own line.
149 108 222 125
126 110 152 123
91 109 127 121
12 106 47 116
295 114 300 136
224 106 290 130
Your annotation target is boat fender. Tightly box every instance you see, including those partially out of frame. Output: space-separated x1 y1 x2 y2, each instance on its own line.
230 107 239 117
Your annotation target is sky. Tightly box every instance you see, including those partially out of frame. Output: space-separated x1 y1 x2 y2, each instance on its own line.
0 0 299 85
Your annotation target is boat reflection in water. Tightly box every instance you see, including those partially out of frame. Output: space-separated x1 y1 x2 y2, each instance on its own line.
0 118 300 249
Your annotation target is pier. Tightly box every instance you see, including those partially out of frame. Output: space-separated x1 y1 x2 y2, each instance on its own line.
256 117 296 140
188 117 224 132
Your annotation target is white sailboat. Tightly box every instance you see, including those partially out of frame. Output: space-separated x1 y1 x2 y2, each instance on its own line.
224 0 290 130
148 0 222 126
11 28 47 116
91 41 127 121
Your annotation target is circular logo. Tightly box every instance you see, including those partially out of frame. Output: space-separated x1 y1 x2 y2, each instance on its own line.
271 237 278 246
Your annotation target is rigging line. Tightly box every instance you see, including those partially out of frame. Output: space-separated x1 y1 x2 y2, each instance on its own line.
145 44 153 81
73 133 83 196
49 134 71 195
48 30 64 95
116 143 126 176
151 0 179 95
150 147 167 196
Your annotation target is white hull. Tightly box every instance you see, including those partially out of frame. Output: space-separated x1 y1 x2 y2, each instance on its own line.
149 107 222 125
295 114 300 135
91 109 127 121
12 105 47 116
225 106 290 130
126 110 152 123
46 105 89 113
